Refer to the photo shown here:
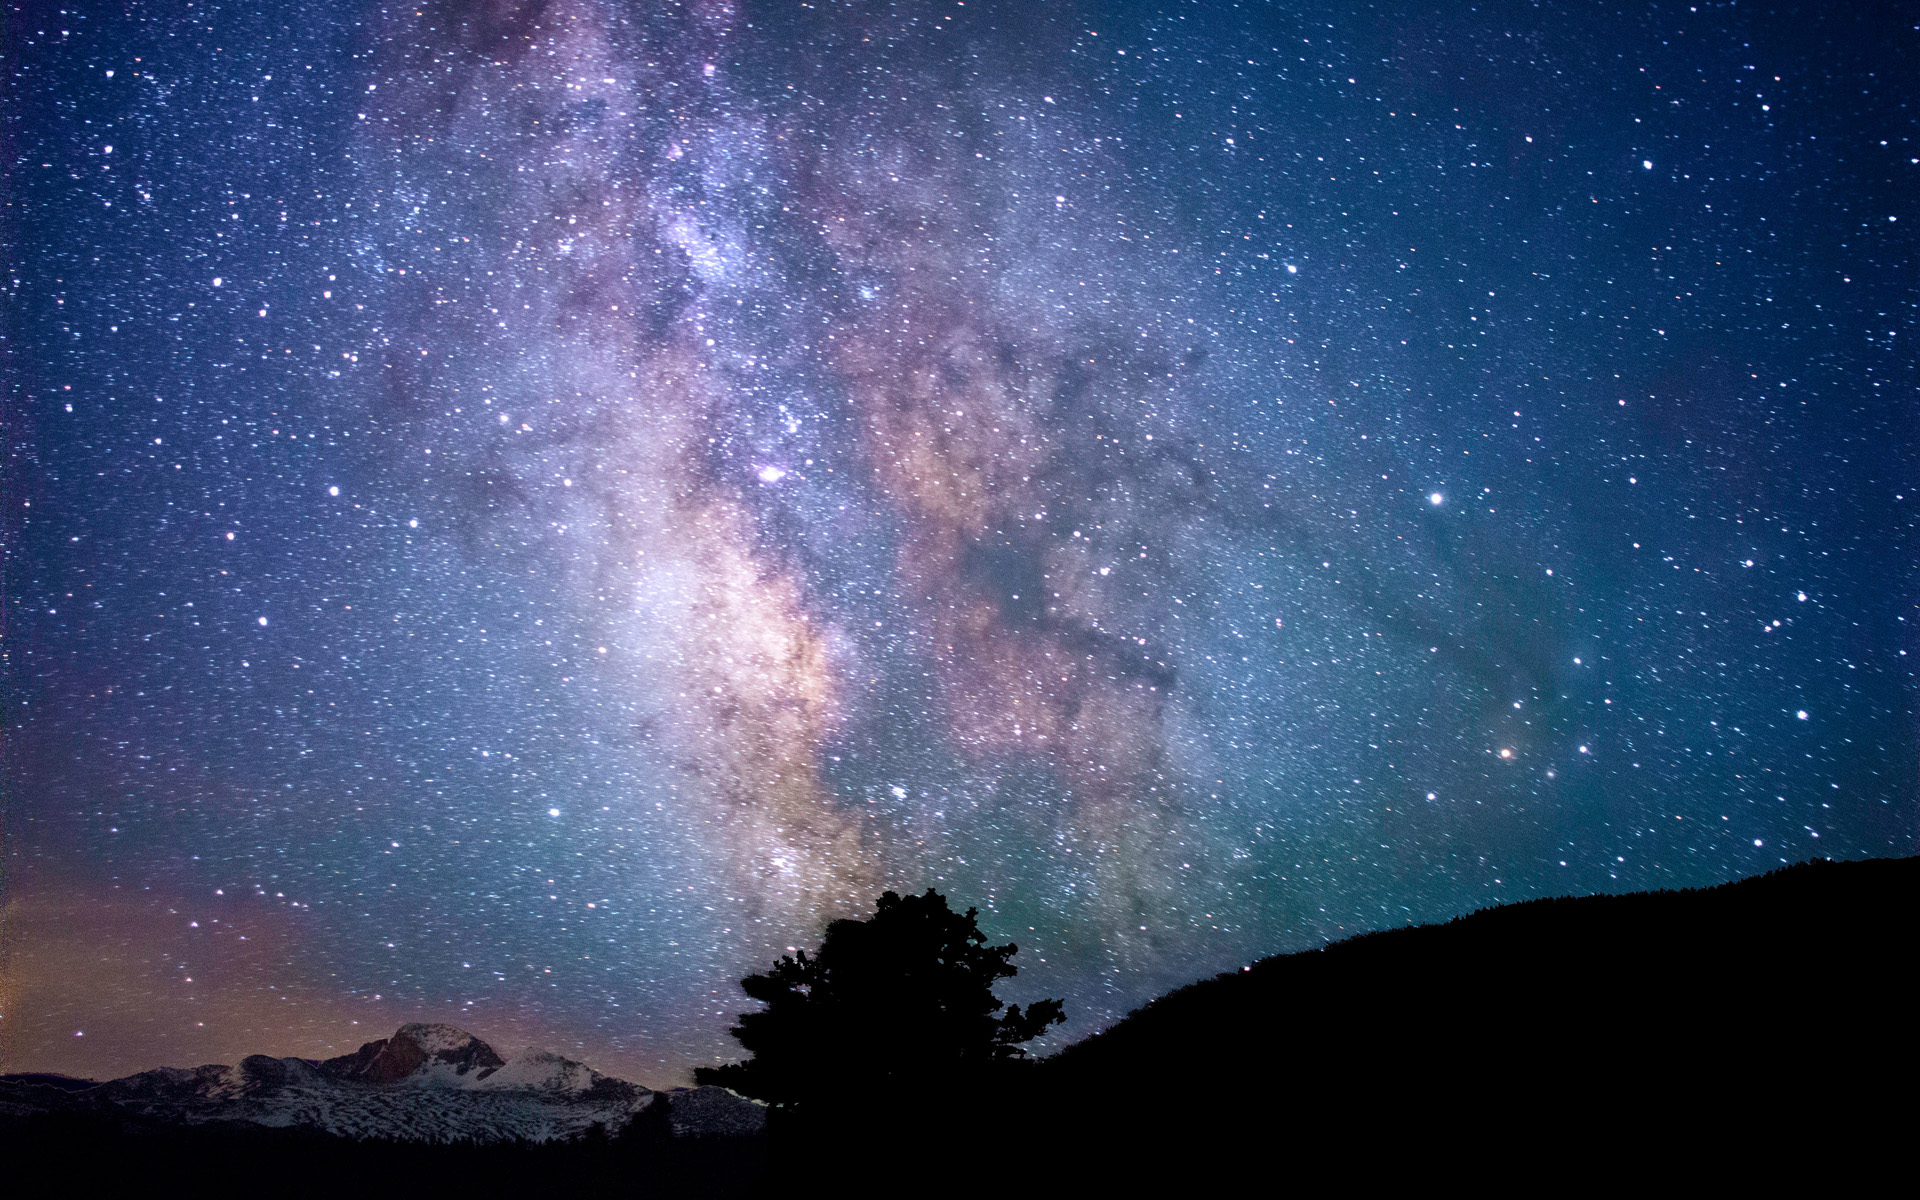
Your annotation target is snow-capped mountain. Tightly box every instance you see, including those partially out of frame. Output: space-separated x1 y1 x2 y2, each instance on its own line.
3 1023 764 1144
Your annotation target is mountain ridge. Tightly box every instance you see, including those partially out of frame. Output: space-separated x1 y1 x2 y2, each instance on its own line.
2 1021 764 1145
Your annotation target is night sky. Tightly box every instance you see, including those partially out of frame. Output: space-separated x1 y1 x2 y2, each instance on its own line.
6 0 1913 1086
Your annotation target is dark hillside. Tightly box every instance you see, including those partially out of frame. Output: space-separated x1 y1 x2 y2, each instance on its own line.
1015 856 1915 1176
1054 857 1914 1074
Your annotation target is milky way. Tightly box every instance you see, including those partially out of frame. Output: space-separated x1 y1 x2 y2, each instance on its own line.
8 1 1913 1084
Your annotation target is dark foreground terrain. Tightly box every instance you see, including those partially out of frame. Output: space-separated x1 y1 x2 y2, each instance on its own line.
1024 854 1916 1177
7 856 1912 1191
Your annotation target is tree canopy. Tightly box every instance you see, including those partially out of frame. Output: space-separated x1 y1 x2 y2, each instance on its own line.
694 889 1065 1103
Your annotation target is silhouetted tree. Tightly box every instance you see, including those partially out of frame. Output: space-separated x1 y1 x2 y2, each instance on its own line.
695 888 1065 1103
616 1092 672 1148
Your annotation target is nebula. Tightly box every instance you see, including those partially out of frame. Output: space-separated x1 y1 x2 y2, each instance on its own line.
347 0 1237 951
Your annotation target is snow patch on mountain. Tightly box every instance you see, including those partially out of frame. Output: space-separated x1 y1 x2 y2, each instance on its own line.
478 1047 603 1095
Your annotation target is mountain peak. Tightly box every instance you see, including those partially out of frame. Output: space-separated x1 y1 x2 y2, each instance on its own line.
392 1023 497 1060
479 1046 605 1095
320 1023 506 1086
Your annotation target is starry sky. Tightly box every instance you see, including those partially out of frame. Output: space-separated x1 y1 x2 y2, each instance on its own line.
5 0 1914 1086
